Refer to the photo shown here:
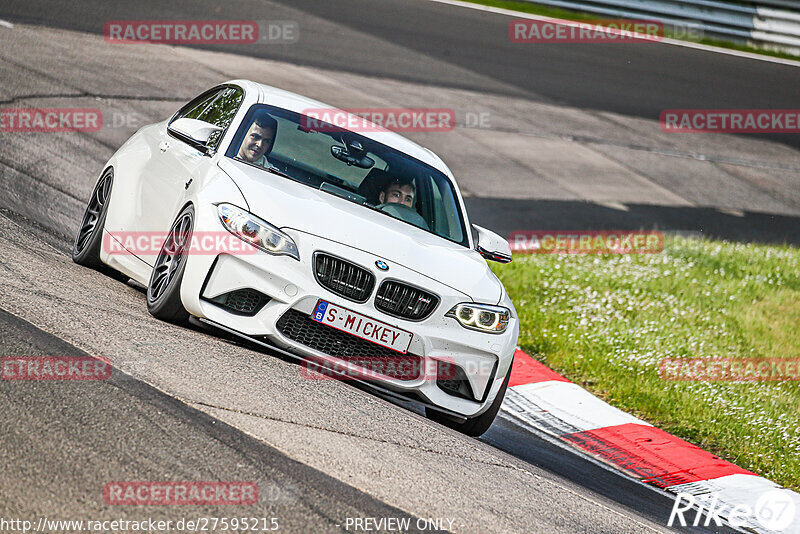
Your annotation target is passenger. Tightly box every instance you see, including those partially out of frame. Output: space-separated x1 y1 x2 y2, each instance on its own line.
379 177 416 208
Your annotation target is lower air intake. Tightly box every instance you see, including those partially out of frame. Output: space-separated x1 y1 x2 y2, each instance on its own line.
207 288 270 316
435 360 476 401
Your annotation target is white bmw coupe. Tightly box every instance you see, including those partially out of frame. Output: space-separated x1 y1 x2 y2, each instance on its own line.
73 80 518 436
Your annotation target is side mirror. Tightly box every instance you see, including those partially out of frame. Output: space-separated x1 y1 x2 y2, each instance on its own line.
473 224 512 263
168 118 222 152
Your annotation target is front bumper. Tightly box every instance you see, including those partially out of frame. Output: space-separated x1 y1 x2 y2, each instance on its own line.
179 203 518 417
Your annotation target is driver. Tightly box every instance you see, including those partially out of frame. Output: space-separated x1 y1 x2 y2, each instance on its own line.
379 177 415 208
237 111 278 167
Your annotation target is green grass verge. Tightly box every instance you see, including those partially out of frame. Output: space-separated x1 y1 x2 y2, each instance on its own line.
459 0 800 61
493 236 800 490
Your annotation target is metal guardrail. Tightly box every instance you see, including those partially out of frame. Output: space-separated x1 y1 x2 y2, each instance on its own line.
521 0 800 54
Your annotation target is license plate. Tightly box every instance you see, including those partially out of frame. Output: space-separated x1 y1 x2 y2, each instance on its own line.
311 300 412 353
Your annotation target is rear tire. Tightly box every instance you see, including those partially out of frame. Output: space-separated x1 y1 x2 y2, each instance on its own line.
426 368 510 437
146 205 194 323
72 168 113 268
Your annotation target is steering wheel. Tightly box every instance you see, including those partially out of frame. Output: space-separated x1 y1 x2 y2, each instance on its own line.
375 202 430 230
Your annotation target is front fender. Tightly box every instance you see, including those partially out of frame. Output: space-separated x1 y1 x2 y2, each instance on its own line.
179 167 248 317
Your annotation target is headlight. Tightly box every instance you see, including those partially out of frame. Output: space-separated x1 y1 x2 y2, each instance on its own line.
217 203 299 260
446 303 510 334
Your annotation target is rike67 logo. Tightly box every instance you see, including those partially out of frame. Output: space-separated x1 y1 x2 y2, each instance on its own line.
668 490 797 531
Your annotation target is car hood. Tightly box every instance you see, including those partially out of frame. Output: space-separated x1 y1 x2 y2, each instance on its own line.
218 159 502 304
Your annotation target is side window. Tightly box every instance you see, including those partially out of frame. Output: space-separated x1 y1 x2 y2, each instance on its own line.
169 87 244 149
197 88 244 148
172 89 222 123
430 176 461 243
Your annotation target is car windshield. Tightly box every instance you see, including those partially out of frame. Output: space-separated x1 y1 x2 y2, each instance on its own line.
225 104 468 246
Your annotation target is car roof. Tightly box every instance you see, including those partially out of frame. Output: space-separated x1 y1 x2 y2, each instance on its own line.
227 79 453 177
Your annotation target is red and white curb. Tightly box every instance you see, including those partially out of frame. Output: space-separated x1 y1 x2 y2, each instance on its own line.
500 349 800 533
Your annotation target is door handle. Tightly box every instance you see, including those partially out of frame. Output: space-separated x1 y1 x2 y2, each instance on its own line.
159 141 170 152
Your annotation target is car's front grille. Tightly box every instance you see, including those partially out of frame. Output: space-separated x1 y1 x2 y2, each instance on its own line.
276 309 422 381
314 253 375 303
374 280 439 321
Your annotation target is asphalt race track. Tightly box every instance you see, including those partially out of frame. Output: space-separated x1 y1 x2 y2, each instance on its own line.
0 0 796 532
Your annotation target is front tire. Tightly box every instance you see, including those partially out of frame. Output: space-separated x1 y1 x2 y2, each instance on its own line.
426 368 510 437
72 168 113 268
146 205 194 323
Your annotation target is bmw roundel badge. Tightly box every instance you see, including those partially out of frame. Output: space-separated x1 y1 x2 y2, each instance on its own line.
375 260 389 271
